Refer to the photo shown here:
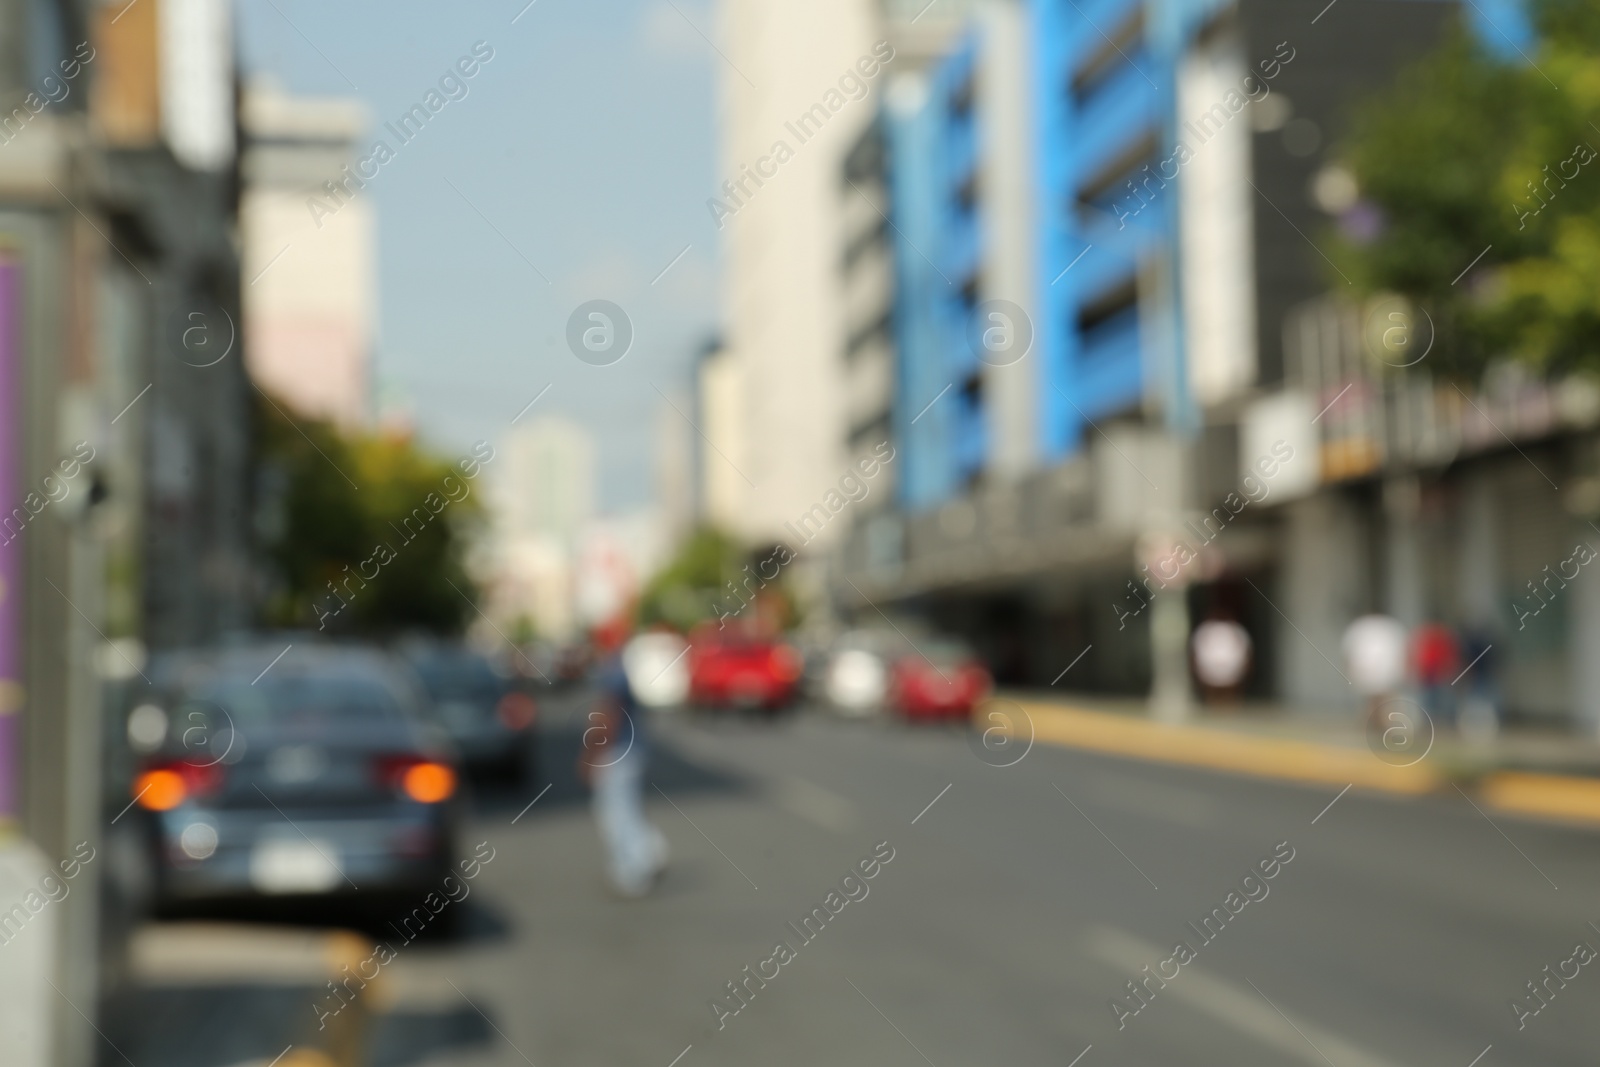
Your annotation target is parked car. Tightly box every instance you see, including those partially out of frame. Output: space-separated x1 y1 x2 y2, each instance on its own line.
124 644 460 914
404 643 538 782
687 623 803 713
889 640 992 721
622 631 691 708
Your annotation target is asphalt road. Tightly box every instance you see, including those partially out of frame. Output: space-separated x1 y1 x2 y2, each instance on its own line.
117 687 1600 1066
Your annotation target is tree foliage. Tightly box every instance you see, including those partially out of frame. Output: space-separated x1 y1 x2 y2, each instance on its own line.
637 526 800 632
256 398 484 635
636 526 745 631
1334 0 1600 375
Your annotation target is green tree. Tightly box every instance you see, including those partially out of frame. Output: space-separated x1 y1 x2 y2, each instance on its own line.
256 398 484 635
1334 0 1600 375
638 526 801 632
637 526 745 631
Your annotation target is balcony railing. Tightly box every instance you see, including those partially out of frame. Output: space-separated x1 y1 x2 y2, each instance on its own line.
1285 296 1600 482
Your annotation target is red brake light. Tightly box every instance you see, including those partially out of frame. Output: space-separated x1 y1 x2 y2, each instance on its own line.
403 763 455 803
134 760 225 810
134 769 186 810
374 755 457 803
497 692 537 730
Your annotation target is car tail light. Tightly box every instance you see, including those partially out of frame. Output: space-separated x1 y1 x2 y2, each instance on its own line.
771 645 802 682
133 760 225 810
374 755 457 803
496 692 537 730
403 763 455 803
134 769 186 810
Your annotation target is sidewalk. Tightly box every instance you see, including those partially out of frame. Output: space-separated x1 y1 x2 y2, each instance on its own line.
1006 692 1600 830
104 923 380 1067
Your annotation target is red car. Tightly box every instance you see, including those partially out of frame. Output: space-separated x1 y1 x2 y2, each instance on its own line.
688 624 803 712
889 642 992 721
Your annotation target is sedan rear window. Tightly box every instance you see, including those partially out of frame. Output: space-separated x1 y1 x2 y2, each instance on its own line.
187 670 410 734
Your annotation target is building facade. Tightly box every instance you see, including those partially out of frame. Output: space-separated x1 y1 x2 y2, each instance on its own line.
836 0 1519 717
0 0 255 1063
240 81 374 429
704 0 989 551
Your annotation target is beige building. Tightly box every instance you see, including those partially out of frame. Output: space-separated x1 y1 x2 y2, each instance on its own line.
706 0 985 548
495 416 598 548
708 0 884 546
697 341 747 532
481 417 599 639
240 81 374 427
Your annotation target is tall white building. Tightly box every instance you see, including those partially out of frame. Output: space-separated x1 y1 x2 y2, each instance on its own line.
697 341 746 532
706 0 984 549
482 417 599 639
708 0 884 546
496 416 597 546
655 386 696 547
240 80 374 427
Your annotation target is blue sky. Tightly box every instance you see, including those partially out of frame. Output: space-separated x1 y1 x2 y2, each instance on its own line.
237 0 721 510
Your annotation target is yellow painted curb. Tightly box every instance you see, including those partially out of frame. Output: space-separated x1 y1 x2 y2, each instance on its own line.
1481 771 1600 827
277 1053 339 1067
1010 701 1441 795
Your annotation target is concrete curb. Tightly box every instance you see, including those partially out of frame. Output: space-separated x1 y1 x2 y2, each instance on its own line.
1010 701 1600 829
1479 771 1600 828
1014 701 1439 793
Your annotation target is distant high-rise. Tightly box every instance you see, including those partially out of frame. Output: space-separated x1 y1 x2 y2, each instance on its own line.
480 416 599 639
654 385 696 545
496 416 598 547
705 0 984 551
240 80 374 427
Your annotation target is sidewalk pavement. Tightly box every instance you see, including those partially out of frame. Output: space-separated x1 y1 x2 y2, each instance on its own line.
106 923 380 1067
1006 693 1600 830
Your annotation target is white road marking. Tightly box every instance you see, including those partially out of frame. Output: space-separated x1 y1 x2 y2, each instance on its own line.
1087 926 1404 1067
773 776 857 832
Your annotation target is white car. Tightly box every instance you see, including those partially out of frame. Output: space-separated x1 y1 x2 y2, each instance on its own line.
622 632 691 708
821 631 897 716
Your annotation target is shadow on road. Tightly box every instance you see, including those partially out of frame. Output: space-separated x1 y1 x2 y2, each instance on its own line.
106 984 326 1067
468 706 754 821
369 1004 495 1067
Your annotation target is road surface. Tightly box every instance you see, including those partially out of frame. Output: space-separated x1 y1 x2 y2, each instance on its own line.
115 688 1600 1066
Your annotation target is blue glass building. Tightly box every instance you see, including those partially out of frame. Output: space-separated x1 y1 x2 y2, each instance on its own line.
888 38 986 512
891 0 1241 513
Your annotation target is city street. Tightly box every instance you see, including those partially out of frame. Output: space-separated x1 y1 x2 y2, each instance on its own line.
122 689 1600 1066
8 3 1600 1066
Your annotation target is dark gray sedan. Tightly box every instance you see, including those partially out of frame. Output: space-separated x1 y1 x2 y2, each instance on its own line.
403 643 538 783
124 644 460 911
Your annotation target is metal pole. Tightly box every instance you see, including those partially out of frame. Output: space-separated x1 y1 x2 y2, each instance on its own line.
0 257 19 828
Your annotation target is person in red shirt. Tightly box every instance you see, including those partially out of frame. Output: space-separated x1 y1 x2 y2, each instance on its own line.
1412 622 1460 728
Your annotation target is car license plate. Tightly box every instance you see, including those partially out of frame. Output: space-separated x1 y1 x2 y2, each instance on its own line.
249 839 343 893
